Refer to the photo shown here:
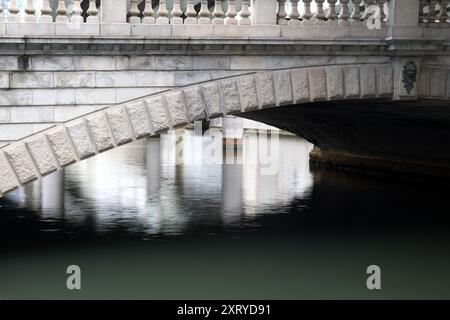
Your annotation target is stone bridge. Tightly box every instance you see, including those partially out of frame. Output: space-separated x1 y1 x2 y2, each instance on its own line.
0 0 450 196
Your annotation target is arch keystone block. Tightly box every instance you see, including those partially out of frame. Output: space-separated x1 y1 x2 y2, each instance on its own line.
183 86 207 121
4 143 37 184
26 135 57 176
220 80 241 114
256 73 276 108
85 113 114 152
106 106 134 145
238 76 259 111
201 83 223 118
45 127 77 167
145 95 169 133
66 120 96 160
291 69 310 103
273 71 293 106
164 91 188 127
0 152 19 194
125 101 153 138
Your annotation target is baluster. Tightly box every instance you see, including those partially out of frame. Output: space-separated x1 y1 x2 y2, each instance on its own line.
25 0 37 22
86 0 99 23
129 0 141 23
7 0 20 22
288 0 300 25
301 0 313 26
156 0 169 24
277 0 287 25
39 0 53 22
238 0 251 25
225 0 238 25
419 0 428 26
426 0 437 25
71 0 83 23
170 0 183 24
212 0 225 24
436 0 449 25
56 0 68 23
0 2 4 22
338 0 350 25
198 0 211 24
376 0 387 25
350 0 362 25
326 0 338 25
185 0 198 24
313 0 326 25
142 0 155 24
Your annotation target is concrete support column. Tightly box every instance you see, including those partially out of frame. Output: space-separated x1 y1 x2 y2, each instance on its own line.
101 0 127 23
250 0 277 25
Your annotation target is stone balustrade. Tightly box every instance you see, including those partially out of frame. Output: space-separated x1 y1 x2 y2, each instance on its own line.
0 0 403 38
419 0 450 26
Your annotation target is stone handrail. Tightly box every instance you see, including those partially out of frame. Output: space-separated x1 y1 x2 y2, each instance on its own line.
419 0 450 26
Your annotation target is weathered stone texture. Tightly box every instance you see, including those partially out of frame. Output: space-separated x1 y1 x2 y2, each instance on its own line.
256 73 276 108
273 71 293 106
378 65 394 97
164 91 188 127
201 83 223 118
326 66 344 100
125 101 152 138
360 66 377 97
85 113 114 152
344 66 360 98
430 69 447 98
145 95 169 133
26 135 57 175
418 68 431 98
46 127 77 167
106 106 134 145
238 76 259 111
4 143 37 183
183 86 206 121
308 68 327 101
220 80 241 114
0 152 18 193
291 69 310 103
66 120 96 159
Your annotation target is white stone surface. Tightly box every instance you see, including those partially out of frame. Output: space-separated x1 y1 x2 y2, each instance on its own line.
326 66 344 100
0 152 19 194
360 66 377 98
25 135 57 176
220 80 241 114
378 65 394 97
291 69 310 103
4 143 37 183
273 71 293 106
145 95 169 133
344 66 360 98
85 113 114 152
308 68 328 101
238 76 259 112
164 91 188 128
256 73 276 108
183 86 207 121
66 120 96 159
125 101 153 138
106 106 134 145
201 83 223 118
45 126 77 167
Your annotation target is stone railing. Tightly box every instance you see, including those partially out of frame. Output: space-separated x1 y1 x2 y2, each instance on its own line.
419 0 450 26
0 0 398 38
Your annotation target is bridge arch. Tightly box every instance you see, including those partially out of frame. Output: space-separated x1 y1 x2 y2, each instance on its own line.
0 62 447 196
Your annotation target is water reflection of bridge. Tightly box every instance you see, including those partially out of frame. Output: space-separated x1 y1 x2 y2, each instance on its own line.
9 133 312 235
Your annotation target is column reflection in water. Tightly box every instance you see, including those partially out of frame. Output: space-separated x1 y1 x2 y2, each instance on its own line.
41 170 64 217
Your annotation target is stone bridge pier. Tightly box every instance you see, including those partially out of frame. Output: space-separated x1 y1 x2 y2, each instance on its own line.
0 0 450 196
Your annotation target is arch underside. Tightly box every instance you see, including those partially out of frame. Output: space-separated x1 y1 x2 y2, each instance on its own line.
0 63 449 197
